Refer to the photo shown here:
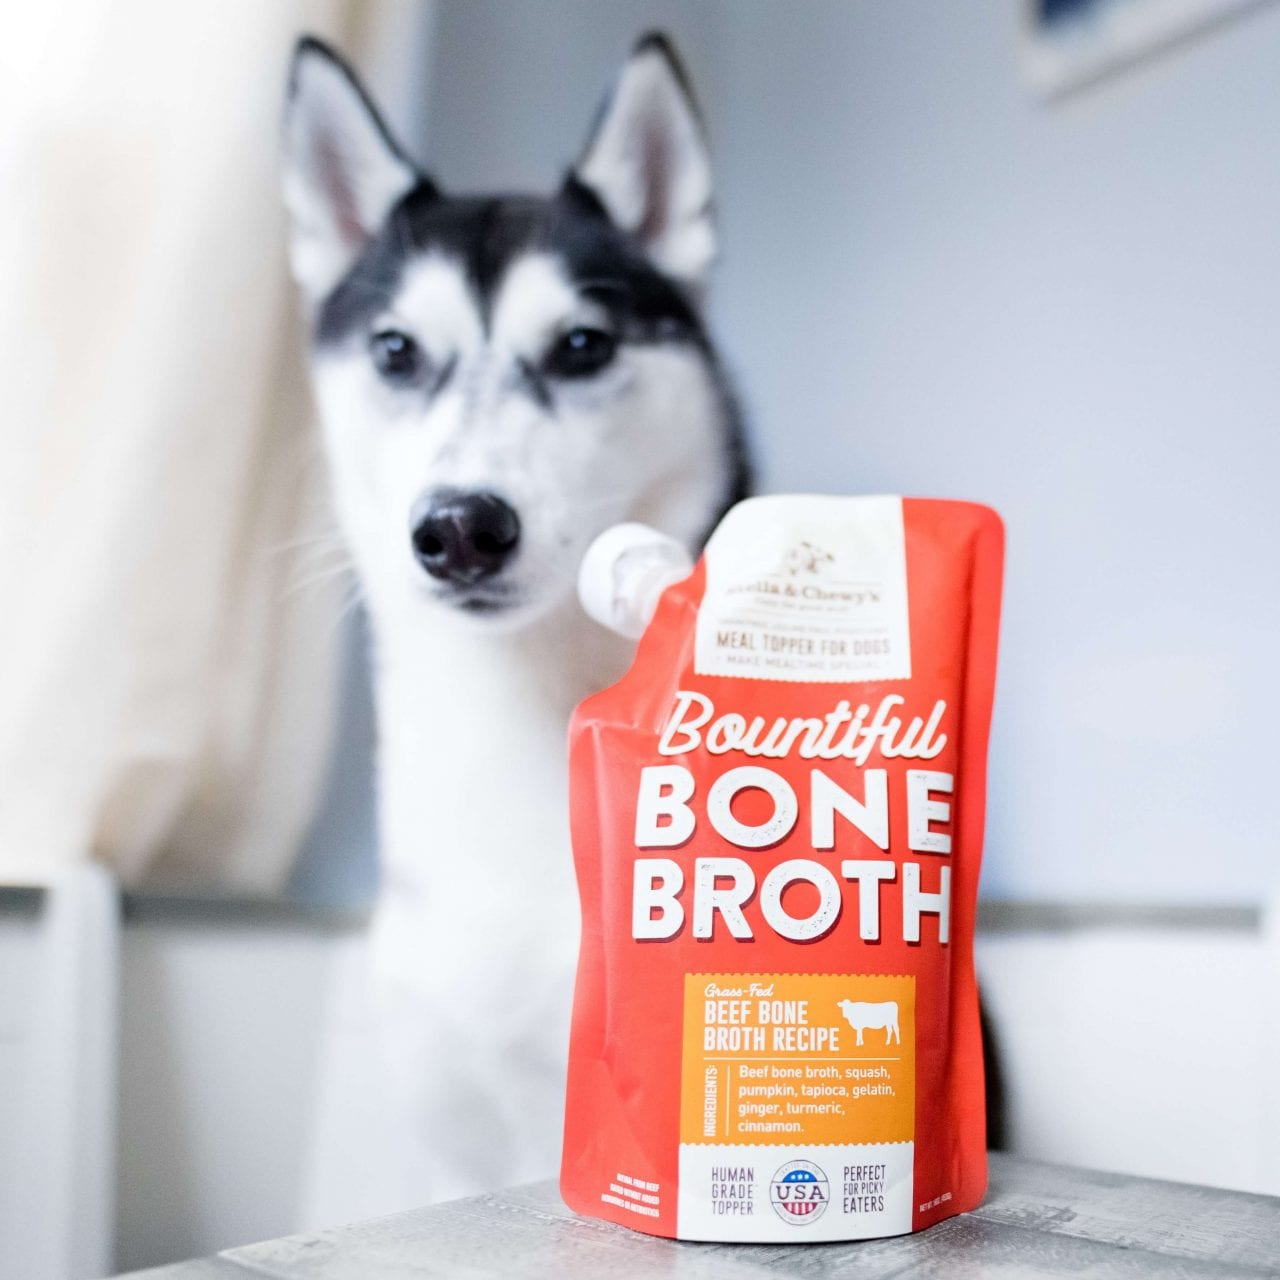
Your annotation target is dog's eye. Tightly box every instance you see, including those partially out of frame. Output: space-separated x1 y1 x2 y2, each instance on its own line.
370 329 423 383
544 327 617 378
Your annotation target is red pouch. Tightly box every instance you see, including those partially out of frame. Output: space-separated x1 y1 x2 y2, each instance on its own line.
561 495 1003 1241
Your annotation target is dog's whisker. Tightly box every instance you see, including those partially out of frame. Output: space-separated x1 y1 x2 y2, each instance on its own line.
317 576 369 645
281 560 357 601
285 535 352 559
265 531 349 558
277 544 355 580
337 578 367 624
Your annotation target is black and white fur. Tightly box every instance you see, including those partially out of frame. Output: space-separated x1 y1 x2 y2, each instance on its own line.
283 34 748 1214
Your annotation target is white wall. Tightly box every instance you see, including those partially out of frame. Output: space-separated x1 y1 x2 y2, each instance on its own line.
703 0 1280 905
113 910 345 1274
426 0 717 192
424 0 1280 905
0 874 116 1280
979 921 1280 1194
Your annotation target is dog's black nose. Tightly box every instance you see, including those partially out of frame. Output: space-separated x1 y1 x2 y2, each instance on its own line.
410 489 521 584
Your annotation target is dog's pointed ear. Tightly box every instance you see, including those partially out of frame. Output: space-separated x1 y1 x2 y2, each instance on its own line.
573 33 714 289
283 37 425 300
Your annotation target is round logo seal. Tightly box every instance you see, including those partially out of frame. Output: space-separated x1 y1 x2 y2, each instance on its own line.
769 1160 830 1225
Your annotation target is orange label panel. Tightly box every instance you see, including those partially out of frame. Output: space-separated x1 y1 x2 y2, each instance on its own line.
679 973 915 1147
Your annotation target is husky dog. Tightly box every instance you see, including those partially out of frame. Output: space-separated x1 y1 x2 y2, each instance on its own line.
283 34 748 1215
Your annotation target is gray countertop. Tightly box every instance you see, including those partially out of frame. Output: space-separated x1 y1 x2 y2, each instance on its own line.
120 1153 1280 1279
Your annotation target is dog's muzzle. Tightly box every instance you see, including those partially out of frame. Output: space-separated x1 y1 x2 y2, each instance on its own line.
410 488 521 585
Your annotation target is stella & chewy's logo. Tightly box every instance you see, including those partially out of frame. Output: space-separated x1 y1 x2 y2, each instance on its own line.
769 1160 830 1224
726 540 882 607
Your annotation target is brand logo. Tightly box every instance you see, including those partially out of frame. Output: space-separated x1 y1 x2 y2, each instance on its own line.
769 1160 830 1224
784 540 835 576
724 539 882 607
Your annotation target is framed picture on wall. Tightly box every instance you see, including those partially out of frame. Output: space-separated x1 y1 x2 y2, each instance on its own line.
1021 0 1272 95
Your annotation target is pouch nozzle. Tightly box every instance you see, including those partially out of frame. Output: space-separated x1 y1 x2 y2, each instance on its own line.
578 523 694 639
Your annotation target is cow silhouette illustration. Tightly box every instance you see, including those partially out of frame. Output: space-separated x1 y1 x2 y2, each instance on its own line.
837 999 901 1047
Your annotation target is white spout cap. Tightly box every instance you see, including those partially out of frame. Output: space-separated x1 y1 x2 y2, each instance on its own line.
578 523 694 639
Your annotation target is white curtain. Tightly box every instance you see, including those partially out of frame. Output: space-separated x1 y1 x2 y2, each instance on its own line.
0 1 430 891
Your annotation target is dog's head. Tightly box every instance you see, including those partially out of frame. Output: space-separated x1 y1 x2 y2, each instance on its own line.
283 34 746 630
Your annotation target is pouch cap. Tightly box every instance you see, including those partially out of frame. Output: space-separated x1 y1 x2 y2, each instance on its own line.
578 522 694 639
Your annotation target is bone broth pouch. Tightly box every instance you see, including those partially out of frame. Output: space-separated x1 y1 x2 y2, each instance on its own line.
561 495 1003 1242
